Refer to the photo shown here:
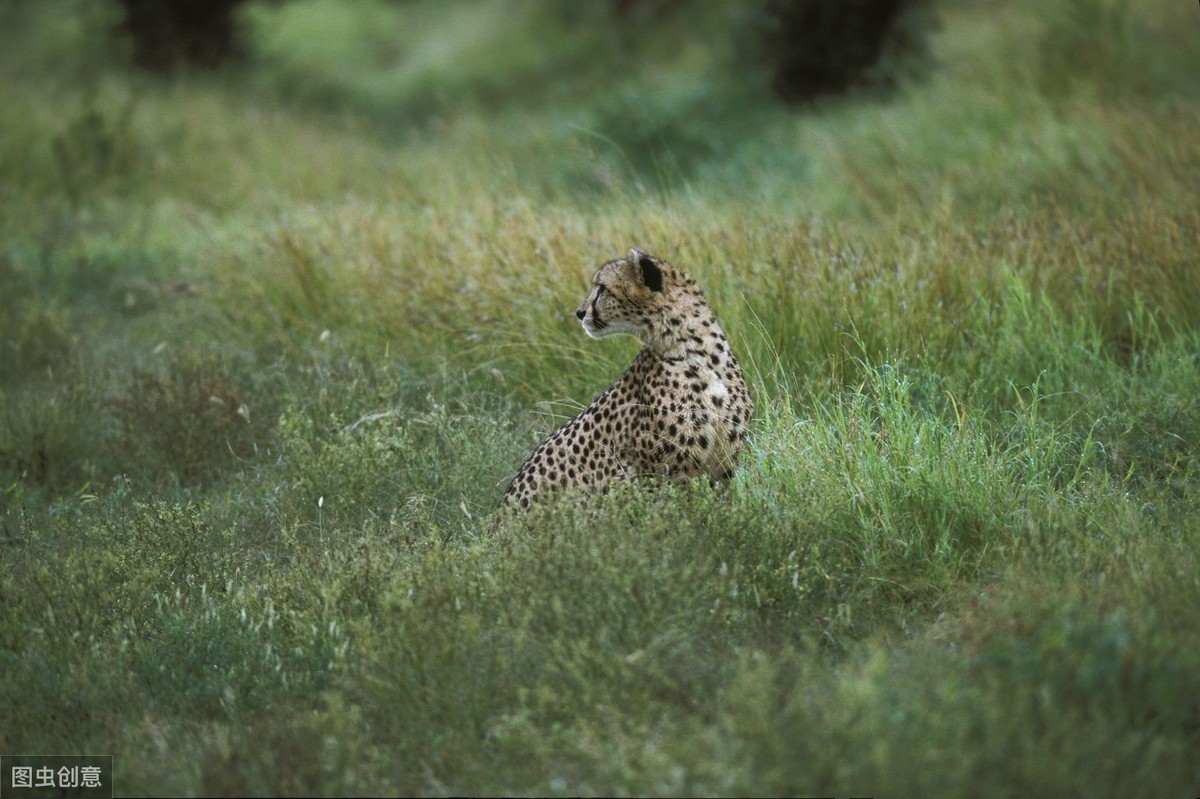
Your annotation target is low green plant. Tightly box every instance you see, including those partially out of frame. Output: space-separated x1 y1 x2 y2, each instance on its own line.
51 97 142 209
0 255 79 384
0 379 102 494
109 356 264 485
1037 0 1200 101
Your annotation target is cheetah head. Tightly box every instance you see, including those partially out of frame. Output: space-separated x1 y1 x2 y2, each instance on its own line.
576 248 669 344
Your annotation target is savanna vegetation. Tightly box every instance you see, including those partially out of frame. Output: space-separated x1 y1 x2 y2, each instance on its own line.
1 0 1198 795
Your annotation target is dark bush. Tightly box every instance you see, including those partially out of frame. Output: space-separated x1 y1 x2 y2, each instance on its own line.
110 357 264 484
113 0 248 71
756 0 935 103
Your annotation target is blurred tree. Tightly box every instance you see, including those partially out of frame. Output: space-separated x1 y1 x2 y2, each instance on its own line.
756 0 935 103
612 0 685 16
113 0 248 71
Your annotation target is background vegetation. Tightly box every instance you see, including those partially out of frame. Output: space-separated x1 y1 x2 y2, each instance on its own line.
1 0 1198 795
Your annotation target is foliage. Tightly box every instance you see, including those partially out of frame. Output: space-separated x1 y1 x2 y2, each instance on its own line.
109 356 266 485
754 0 936 102
113 0 249 71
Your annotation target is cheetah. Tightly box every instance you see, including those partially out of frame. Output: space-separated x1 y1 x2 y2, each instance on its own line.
498 247 753 514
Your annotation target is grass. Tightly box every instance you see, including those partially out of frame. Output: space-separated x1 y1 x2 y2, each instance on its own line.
2 0 1199 794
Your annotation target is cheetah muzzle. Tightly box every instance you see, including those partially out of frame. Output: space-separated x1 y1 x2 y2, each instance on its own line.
497 248 753 515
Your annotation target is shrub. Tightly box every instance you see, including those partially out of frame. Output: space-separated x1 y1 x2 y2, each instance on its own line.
50 98 143 208
109 356 265 485
0 380 99 494
113 0 248 71
0 254 78 383
754 0 935 102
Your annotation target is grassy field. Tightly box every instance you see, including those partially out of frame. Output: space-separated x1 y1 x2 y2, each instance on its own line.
2 0 1199 794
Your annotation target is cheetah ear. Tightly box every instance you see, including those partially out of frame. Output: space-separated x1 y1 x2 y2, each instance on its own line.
629 248 664 293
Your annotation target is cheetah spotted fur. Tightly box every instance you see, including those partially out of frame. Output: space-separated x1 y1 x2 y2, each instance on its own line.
498 248 753 512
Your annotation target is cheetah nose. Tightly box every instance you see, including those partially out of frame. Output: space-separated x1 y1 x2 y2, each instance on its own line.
575 308 586 320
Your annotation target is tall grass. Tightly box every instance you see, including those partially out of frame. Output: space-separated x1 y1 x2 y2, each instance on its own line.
1 0 1198 794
